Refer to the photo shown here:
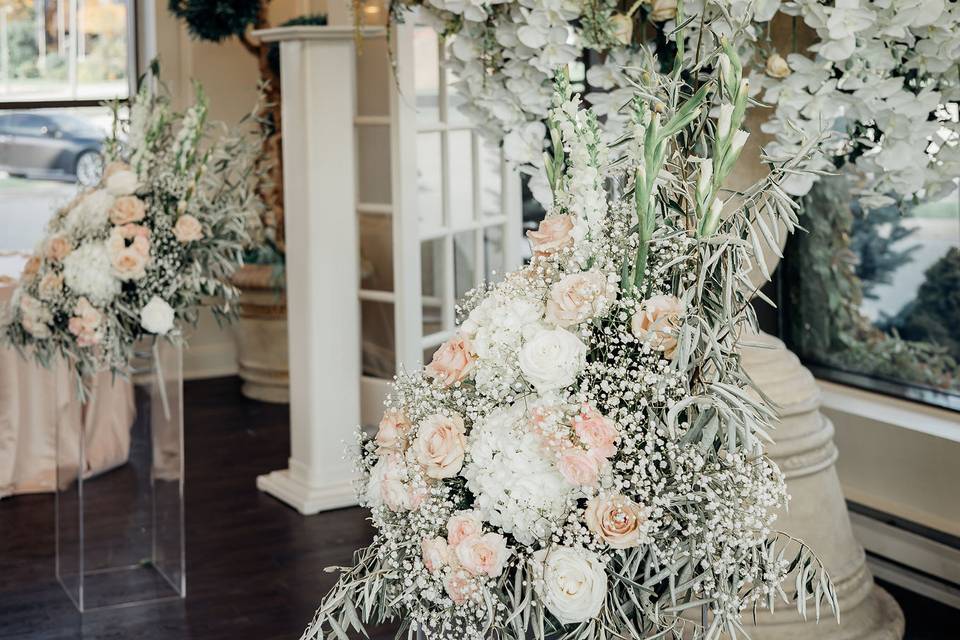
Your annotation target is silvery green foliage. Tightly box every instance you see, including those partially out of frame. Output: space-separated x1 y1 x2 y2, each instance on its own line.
301 27 836 640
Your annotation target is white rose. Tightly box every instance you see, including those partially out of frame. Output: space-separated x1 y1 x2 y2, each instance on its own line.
364 457 388 508
518 327 587 392
140 296 175 335
105 169 140 196
532 547 607 624
365 453 411 511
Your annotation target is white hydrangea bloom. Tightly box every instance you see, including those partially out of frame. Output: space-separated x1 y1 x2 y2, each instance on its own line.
63 189 114 238
463 401 572 545
62 241 121 304
460 287 546 399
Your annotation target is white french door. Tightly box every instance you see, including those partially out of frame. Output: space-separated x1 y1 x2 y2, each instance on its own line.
354 18 522 425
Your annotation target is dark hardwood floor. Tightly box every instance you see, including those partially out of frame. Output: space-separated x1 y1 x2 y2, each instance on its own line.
0 377 392 640
1 376 957 639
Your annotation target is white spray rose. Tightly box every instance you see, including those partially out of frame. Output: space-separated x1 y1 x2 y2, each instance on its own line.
105 169 140 196
518 326 587 392
533 547 607 624
140 296 175 335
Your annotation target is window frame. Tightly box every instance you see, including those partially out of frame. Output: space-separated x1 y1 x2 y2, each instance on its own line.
0 0 139 111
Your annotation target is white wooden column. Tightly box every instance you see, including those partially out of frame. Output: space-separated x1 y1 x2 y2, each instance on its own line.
252 26 366 514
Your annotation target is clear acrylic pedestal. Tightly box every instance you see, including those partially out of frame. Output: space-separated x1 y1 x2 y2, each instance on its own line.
56 338 186 611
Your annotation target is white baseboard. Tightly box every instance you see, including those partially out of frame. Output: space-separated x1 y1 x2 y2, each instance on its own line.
866 555 960 610
182 341 237 380
850 510 960 609
256 469 358 515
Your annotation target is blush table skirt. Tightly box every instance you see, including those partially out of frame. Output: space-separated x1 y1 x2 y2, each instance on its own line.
0 254 135 499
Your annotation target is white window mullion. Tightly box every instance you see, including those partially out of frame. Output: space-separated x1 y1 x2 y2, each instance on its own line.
502 152 522 271
471 132 486 288
389 22 424 371
442 233 456 332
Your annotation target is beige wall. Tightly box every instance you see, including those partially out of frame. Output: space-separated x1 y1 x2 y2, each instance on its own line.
149 0 327 378
153 0 329 116
826 405 960 538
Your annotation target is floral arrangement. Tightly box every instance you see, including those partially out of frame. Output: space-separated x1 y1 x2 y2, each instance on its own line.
389 0 959 209
387 0 772 202
302 32 836 640
757 0 960 205
1 73 264 384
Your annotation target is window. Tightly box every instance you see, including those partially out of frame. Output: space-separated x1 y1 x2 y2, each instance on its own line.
0 1 134 259
781 176 960 412
1 0 134 106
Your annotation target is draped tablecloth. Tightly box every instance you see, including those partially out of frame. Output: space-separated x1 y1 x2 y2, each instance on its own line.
0 253 135 499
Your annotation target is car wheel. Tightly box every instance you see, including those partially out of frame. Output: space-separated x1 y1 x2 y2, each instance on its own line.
75 151 103 187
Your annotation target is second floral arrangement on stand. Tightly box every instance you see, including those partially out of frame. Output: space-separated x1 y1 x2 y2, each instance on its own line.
302 16 836 639
1 69 266 388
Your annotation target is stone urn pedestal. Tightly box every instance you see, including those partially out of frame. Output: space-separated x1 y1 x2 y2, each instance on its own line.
231 264 289 404
739 333 904 639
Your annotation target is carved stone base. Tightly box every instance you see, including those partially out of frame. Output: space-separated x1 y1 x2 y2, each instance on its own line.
739 333 904 639
232 266 289 404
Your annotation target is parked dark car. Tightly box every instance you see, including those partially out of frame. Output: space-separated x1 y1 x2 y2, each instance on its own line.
0 111 106 186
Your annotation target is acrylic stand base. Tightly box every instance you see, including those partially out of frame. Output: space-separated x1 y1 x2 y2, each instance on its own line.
55 338 186 612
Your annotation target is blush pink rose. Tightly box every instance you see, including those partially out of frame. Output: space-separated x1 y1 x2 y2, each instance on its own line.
102 160 132 181
19 294 51 338
413 413 467 479
574 406 619 460
67 297 102 347
444 569 474 605
446 511 483 547
380 479 412 512
425 333 476 387
130 235 150 258
421 537 450 574
375 408 410 453
38 272 64 300
108 226 150 280
46 234 72 261
545 270 612 327
408 484 428 511
21 256 41 283
173 214 204 243
630 294 684 359
585 494 647 549
557 449 601 488
108 195 146 225
527 215 574 256
455 533 510 577
378 453 412 512
115 223 150 240
112 248 148 281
